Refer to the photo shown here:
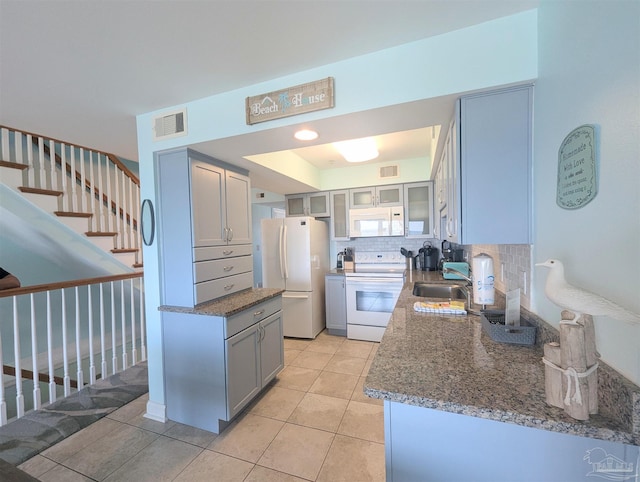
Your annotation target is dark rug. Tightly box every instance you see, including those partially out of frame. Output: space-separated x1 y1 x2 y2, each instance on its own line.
0 362 148 467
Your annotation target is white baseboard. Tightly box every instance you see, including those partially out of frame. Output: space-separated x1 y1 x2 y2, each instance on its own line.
144 399 167 423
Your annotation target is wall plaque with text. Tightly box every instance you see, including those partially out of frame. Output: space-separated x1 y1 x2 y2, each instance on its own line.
557 124 598 210
246 77 334 125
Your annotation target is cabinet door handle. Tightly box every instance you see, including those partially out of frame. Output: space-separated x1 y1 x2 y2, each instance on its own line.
223 250 233 256
253 309 265 317
227 228 233 241
223 266 234 272
223 227 229 242
224 284 234 291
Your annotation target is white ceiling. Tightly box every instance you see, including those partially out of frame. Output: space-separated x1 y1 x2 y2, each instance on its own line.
0 0 538 193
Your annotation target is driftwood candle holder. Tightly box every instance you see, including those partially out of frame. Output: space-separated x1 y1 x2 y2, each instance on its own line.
542 310 599 420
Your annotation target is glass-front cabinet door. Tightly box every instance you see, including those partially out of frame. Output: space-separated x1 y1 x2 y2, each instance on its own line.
286 192 330 217
330 190 350 240
286 195 306 216
350 187 375 209
404 181 434 238
307 192 330 217
377 184 403 207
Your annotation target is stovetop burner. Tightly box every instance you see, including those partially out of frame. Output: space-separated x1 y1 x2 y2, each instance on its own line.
345 251 406 278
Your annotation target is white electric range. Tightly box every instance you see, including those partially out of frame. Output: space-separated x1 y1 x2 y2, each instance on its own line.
344 251 406 342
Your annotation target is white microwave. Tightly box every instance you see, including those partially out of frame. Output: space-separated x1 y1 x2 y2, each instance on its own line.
349 206 404 238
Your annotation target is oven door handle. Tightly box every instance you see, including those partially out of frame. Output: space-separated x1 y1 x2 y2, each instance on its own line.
345 277 403 284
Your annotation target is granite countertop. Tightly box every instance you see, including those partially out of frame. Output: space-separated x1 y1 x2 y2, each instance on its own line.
364 270 639 445
159 288 284 317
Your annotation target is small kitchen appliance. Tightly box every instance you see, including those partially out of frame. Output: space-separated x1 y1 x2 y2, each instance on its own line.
337 250 345 269
442 261 470 280
419 242 440 271
349 206 404 238
440 240 464 271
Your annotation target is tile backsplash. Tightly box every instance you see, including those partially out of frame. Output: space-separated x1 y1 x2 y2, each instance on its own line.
466 244 532 310
335 238 532 310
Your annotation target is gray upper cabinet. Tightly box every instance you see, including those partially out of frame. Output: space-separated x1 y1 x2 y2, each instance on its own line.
350 184 403 209
404 181 434 238
436 85 533 245
192 161 251 247
458 85 533 244
156 148 253 307
286 192 330 217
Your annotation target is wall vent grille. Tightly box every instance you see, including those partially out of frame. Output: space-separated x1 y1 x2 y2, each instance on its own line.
379 165 399 179
153 108 187 140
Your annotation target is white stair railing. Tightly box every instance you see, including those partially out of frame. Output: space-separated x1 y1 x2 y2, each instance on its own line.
0 125 142 266
0 273 145 426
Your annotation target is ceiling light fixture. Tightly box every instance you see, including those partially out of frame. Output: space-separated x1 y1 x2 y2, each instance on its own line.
294 129 318 141
333 137 379 163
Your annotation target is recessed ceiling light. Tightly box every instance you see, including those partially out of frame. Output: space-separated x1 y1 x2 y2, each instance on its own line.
333 137 379 163
294 129 318 141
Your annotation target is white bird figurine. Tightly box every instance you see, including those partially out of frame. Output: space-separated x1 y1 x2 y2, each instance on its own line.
536 259 640 325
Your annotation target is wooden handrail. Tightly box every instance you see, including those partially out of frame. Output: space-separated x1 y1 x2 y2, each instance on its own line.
3 364 84 389
0 272 143 299
37 141 139 228
0 124 139 184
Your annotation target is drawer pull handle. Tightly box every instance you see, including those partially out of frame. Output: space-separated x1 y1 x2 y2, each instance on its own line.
223 250 233 255
253 309 265 317
223 266 234 272
224 284 234 291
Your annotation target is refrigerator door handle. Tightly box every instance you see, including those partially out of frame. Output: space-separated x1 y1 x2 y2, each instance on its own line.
278 224 285 280
282 224 289 280
282 293 310 299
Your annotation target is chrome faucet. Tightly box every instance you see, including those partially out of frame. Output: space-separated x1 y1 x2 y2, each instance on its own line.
442 267 480 315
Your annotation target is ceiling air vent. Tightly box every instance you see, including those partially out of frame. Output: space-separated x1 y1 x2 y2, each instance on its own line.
379 165 399 179
153 108 187 141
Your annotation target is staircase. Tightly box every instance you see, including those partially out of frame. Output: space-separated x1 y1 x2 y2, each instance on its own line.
0 126 142 269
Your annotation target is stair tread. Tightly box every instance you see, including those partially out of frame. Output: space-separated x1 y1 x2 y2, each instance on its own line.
19 186 63 196
86 231 118 237
0 160 29 171
112 248 138 253
55 211 93 218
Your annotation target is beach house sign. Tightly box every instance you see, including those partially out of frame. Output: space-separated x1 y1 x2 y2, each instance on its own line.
246 77 334 125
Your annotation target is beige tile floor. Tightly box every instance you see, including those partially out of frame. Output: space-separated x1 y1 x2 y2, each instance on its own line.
18 331 385 481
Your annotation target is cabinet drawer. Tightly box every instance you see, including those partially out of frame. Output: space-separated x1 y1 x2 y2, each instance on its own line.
225 297 282 339
193 256 253 283
194 271 253 305
193 244 252 262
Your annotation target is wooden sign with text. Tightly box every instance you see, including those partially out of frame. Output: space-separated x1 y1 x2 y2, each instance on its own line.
246 77 334 125
557 125 598 209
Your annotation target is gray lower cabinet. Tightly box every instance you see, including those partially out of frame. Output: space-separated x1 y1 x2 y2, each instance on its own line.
325 274 346 336
385 400 639 481
162 297 283 433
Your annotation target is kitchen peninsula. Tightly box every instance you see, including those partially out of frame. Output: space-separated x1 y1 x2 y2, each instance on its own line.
365 271 640 481
160 288 284 434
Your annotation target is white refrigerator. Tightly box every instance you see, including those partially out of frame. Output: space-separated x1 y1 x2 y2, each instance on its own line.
261 217 329 338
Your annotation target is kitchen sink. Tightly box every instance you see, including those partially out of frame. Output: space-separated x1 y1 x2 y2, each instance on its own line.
412 282 468 301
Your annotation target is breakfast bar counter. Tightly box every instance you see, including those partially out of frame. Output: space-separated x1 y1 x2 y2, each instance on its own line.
364 271 639 481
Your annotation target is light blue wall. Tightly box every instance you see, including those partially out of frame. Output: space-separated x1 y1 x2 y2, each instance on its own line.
533 0 640 384
136 11 538 410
